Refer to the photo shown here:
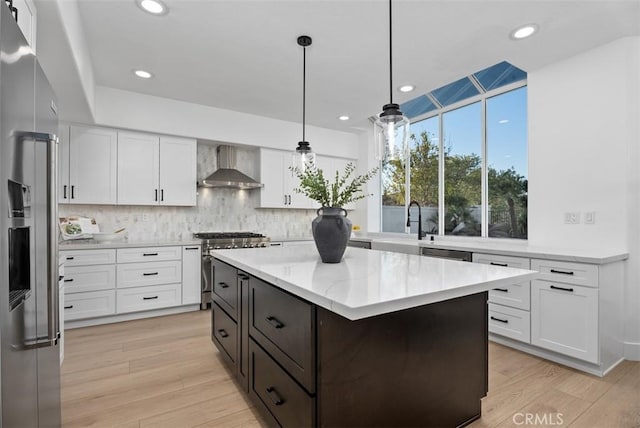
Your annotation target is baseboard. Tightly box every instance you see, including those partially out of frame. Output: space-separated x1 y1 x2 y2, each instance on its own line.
489 334 607 377
624 341 640 361
65 304 201 329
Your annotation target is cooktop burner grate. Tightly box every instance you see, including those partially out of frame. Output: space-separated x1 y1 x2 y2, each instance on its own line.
193 232 266 240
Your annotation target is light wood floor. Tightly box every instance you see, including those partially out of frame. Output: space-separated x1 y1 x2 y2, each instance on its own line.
61 310 640 427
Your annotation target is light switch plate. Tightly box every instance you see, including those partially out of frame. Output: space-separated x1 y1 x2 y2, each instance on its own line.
584 211 595 224
564 212 580 224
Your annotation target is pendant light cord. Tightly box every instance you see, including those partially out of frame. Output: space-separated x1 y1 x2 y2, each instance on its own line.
388 0 393 105
302 44 306 142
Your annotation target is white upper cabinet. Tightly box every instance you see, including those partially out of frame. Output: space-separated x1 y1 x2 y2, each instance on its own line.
159 136 197 206
259 148 286 208
259 148 312 209
118 133 196 206
259 149 357 210
117 132 160 205
65 125 118 205
12 0 35 49
58 125 70 203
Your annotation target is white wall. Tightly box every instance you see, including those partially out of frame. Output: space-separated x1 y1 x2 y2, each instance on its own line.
94 86 359 159
528 36 640 358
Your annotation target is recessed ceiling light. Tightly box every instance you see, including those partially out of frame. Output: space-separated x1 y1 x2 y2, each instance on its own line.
136 0 168 16
338 115 350 121
398 85 415 93
510 24 538 40
134 69 153 79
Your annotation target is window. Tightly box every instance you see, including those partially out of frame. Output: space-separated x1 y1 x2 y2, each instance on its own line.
487 87 528 238
382 62 527 239
408 116 439 234
443 102 482 236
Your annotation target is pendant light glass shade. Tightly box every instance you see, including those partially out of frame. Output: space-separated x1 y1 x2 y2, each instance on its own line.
295 141 316 171
374 103 409 161
293 35 315 172
375 0 410 162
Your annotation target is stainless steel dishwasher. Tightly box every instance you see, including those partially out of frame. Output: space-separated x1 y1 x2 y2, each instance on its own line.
347 240 372 249
421 247 472 262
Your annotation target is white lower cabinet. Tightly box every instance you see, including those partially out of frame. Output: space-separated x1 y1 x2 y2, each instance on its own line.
531 279 599 364
116 260 182 289
474 254 623 375
182 246 202 305
61 244 201 324
488 303 531 343
473 253 532 343
116 283 182 313
63 290 117 321
117 246 182 263
63 264 116 293
62 249 116 266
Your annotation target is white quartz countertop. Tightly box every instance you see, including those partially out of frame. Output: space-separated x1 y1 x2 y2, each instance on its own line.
59 239 201 250
350 233 627 264
211 244 538 320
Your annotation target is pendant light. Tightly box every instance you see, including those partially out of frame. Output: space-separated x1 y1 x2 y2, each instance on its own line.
374 0 410 162
294 35 316 171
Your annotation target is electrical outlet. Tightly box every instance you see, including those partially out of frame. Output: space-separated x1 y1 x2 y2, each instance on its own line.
142 213 149 222
564 212 580 224
585 211 595 224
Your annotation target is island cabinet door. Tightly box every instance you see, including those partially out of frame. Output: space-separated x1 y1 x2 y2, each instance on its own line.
248 339 314 428
212 301 238 367
212 259 239 320
248 277 316 393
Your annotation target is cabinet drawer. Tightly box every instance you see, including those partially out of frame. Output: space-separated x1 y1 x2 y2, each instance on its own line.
116 260 182 288
63 265 116 293
63 290 116 321
488 281 530 310
250 339 313 428
212 302 238 365
472 253 530 269
116 283 181 313
249 277 315 393
60 249 116 266
488 303 531 343
213 259 238 319
117 246 182 263
531 280 598 363
531 259 598 288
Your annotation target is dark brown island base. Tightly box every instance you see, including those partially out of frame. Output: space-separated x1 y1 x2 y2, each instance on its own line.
211 258 488 427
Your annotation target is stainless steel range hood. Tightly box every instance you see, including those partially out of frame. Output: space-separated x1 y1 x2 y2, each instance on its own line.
200 145 263 189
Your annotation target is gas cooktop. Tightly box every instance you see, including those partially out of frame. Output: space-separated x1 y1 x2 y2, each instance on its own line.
193 232 270 250
193 232 266 240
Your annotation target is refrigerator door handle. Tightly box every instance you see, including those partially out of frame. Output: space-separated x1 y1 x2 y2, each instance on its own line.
15 131 61 346
45 131 60 345
14 131 58 144
12 333 60 351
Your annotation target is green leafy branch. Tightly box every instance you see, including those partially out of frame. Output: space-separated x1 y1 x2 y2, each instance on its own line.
290 162 379 207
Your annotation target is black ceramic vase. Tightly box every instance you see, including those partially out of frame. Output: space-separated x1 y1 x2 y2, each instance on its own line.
312 207 352 263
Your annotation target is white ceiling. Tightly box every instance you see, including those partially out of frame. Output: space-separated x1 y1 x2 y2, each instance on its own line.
43 0 640 132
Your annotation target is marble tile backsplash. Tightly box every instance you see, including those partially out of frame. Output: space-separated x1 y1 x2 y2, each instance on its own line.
59 143 316 241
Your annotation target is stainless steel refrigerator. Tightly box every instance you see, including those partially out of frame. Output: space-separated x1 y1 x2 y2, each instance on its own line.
1 2 61 426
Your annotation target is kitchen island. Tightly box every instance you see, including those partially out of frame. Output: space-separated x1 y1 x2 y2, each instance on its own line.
210 244 537 427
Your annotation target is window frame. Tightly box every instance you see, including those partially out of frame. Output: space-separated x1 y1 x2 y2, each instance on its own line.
381 79 527 238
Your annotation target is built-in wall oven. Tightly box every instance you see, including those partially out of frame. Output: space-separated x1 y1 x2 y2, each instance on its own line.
194 232 270 310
